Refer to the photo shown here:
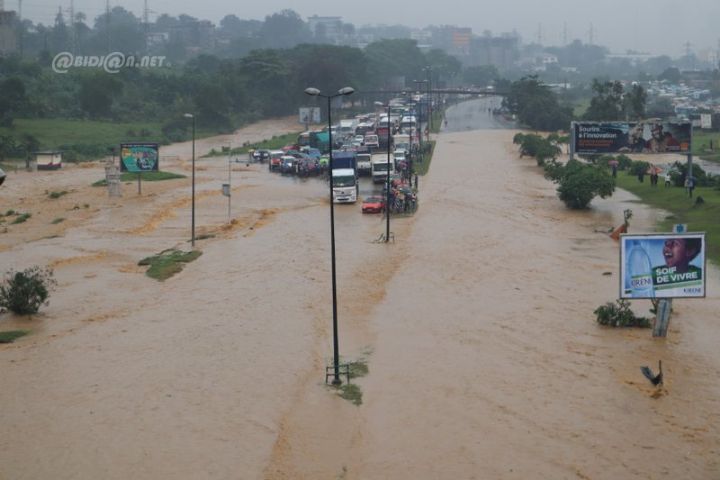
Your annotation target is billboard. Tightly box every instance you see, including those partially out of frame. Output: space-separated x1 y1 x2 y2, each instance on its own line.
573 121 691 154
299 107 321 125
120 143 159 172
620 233 706 299
700 113 712 129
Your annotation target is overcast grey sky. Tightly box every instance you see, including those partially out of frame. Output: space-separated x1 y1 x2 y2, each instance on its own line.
19 0 720 57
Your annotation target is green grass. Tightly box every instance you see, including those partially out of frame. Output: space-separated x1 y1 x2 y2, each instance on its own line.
615 172 720 266
329 358 368 406
11 213 31 224
138 249 202 281
92 170 186 187
337 384 363 406
0 119 166 148
0 330 30 343
51 218 65 224
692 130 720 164
573 98 591 118
203 132 301 157
48 190 69 199
414 141 436 176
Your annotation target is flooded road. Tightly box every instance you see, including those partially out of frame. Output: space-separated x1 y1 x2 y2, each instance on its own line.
1 103 719 479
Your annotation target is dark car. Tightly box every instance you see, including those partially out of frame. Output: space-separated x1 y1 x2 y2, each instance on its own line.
297 158 320 177
251 149 271 163
280 155 298 174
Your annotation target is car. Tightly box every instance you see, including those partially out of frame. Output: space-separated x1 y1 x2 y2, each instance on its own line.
362 195 385 214
269 150 284 171
364 134 380 150
0 167 5 186
297 157 320 176
280 155 298 174
251 149 271 163
353 135 365 145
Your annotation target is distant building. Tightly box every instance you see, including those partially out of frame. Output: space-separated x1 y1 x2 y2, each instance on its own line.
169 20 215 51
0 10 17 56
307 15 344 44
469 34 519 70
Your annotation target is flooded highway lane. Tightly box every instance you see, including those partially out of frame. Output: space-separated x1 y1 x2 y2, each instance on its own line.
1 103 719 479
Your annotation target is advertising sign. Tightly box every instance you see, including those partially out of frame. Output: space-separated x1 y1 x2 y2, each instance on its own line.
120 143 159 172
299 107 321 125
620 233 706 299
573 121 691 154
700 113 712 129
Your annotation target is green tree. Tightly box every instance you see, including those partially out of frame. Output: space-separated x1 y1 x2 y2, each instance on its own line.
623 83 647 120
78 73 123 118
584 79 624 121
503 76 572 131
0 77 27 127
364 39 427 87
544 159 615 209
259 10 311 49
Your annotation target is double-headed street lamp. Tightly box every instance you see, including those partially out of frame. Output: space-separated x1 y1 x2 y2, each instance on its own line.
304 86 355 386
374 101 392 243
183 113 197 247
414 79 430 143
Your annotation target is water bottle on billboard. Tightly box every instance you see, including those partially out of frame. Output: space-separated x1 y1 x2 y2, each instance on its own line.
626 240 655 297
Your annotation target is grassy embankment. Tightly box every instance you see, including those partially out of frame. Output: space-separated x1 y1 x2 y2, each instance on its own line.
692 130 720 163
0 118 218 164
614 172 720 266
91 171 186 187
203 132 300 158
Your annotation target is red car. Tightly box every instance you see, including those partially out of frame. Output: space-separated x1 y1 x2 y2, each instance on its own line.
362 196 385 213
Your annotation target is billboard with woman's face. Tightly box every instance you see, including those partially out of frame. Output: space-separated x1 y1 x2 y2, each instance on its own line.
620 233 706 299
120 143 159 172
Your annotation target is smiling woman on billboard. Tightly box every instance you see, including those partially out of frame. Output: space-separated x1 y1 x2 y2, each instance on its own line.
621 233 705 299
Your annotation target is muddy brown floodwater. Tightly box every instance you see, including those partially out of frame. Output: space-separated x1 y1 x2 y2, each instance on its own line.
1 105 719 479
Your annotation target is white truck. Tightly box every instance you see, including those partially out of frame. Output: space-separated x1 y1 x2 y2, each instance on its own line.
371 153 394 184
331 151 358 203
338 119 358 139
356 152 372 176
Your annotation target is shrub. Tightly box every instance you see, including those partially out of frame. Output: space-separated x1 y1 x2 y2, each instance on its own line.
0 266 57 315
629 160 650 177
594 299 651 328
544 159 615 209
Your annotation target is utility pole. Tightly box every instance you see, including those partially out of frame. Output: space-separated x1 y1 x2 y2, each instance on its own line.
143 0 149 53
537 23 542 45
18 0 23 56
105 0 110 54
563 22 567 46
588 23 594 46
69 0 75 53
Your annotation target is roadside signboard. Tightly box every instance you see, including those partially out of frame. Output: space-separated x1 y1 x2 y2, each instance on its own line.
120 143 159 172
572 121 691 154
700 113 712 129
620 233 706 299
299 107 321 125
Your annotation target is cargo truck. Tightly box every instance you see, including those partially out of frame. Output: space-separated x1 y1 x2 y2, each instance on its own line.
331 151 358 203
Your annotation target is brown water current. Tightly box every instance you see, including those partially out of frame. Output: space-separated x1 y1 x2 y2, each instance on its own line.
1 108 719 479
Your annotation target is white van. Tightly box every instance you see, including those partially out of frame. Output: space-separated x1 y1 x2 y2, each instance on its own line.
370 154 393 184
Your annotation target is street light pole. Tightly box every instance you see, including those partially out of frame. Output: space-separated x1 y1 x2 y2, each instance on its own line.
183 113 196 247
385 103 391 242
304 86 355 386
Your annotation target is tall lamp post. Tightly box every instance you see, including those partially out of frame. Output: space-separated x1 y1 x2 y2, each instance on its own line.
183 113 196 247
374 101 392 243
304 86 355 386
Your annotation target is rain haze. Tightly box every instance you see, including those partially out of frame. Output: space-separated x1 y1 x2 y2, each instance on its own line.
20 0 720 56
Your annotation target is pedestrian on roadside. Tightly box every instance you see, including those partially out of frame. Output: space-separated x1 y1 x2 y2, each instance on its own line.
685 176 695 198
612 165 617 178
664 172 672 187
